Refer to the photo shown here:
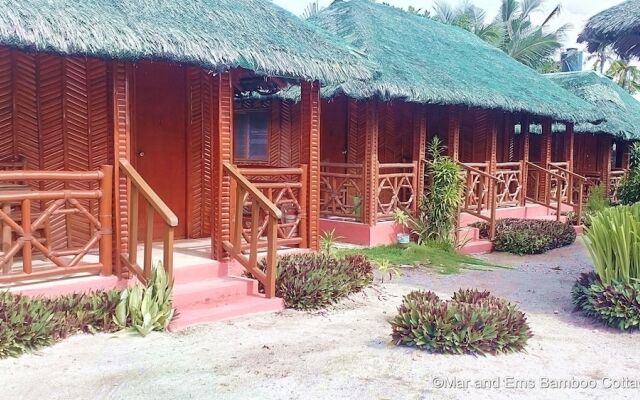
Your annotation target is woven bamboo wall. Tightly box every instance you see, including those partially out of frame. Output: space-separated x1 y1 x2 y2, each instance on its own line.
0 47 111 249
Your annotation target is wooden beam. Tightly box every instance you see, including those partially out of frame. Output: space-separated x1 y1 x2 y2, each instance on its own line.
601 135 612 195
412 104 427 206
538 118 553 201
564 123 575 172
211 72 234 260
446 106 460 161
621 141 631 170
487 112 498 175
111 61 132 278
300 80 321 250
362 100 379 226
520 117 530 206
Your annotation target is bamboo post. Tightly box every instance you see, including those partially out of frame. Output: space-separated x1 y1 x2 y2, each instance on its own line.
163 226 174 281
129 186 139 268
299 165 308 248
265 215 278 298
520 119 530 206
540 119 552 203
99 165 113 276
233 187 245 251
249 202 260 268
21 199 32 274
144 203 154 278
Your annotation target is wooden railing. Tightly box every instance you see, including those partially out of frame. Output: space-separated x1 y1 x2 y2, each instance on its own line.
238 166 307 249
377 162 418 220
525 162 563 221
495 162 524 207
0 167 112 283
550 164 586 225
223 163 280 298
610 170 626 202
119 160 177 284
458 162 498 240
320 162 363 221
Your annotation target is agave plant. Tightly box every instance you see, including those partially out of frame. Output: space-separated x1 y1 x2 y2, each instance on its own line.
584 204 640 286
114 263 175 336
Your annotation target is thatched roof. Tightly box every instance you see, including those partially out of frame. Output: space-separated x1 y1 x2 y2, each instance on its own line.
546 71 640 140
0 0 371 83
578 0 640 59
308 0 601 123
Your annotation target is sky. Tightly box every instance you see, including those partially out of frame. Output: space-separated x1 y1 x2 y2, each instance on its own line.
272 0 626 50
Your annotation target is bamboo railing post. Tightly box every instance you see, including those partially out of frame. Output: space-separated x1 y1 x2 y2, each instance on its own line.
249 202 260 268
299 164 308 248
163 226 174 281
411 160 419 213
21 198 32 274
265 215 278 298
144 202 154 278
577 182 584 225
99 165 113 276
233 187 245 251
129 186 139 268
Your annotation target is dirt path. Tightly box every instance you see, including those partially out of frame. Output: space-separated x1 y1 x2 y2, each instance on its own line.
2 239 640 399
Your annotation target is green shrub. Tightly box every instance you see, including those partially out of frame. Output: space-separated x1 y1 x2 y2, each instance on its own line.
0 289 121 358
584 204 640 285
390 289 532 355
618 143 640 205
261 253 373 310
572 272 640 331
114 264 175 336
420 137 465 245
586 185 608 214
471 218 576 255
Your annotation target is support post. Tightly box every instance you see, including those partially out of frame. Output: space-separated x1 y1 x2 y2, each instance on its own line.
621 141 631 170
446 106 460 161
412 104 427 210
211 72 234 260
601 135 613 196
487 112 498 209
362 100 379 226
300 81 321 250
99 165 113 276
564 123 575 172
539 118 553 202
520 117 530 206
112 61 132 278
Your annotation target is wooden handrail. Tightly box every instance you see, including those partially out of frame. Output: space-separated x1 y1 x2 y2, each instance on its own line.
119 160 178 227
119 159 177 283
222 163 281 298
0 170 104 181
525 162 565 181
525 162 564 221
320 162 363 169
457 161 500 182
551 164 587 182
224 163 282 219
378 163 415 169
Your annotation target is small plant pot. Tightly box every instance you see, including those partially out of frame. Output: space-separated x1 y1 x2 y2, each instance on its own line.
397 233 411 247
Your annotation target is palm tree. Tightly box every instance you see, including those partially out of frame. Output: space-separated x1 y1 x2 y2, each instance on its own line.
607 59 640 94
302 1 322 20
497 0 569 71
586 43 615 74
431 1 504 47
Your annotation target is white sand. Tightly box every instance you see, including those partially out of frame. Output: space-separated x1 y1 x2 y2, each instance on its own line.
2 239 639 400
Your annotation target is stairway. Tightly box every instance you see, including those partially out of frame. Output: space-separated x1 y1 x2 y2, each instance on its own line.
169 262 284 330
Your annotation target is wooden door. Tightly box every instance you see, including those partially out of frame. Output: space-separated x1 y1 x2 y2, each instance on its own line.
133 61 187 239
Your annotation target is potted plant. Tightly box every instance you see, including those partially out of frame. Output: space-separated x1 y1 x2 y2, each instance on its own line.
392 208 411 247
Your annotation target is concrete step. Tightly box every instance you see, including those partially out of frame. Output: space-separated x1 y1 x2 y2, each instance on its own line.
457 226 479 242
458 239 493 255
173 262 229 283
170 294 284 331
172 276 258 309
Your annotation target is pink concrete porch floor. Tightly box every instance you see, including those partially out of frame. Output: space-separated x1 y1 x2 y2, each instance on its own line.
5 238 284 330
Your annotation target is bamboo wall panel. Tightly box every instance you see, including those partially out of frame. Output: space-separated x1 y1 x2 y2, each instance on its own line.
320 96 348 164
186 67 214 239
0 48 111 251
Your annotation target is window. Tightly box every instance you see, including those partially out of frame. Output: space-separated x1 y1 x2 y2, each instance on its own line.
234 111 269 162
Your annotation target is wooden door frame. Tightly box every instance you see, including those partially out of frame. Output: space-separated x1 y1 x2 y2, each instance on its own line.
129 61 190 240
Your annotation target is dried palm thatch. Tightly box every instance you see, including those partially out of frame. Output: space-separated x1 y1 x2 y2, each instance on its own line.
578 0 640 59
547 71 640 140
0 0 371 83
308 0 601 123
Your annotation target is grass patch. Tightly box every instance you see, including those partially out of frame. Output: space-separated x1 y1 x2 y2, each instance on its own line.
337 243 498 274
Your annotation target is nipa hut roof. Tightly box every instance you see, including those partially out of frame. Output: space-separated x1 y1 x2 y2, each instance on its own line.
308 0 602 123
0 0 372 83
578 0 640 59
546 71 640 140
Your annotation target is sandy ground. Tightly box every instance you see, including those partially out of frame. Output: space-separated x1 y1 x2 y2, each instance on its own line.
2 238 640 400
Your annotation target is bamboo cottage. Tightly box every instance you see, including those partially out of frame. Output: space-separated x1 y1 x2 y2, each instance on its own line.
0 0 372 320
546 71 640 201
309 0 602 248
